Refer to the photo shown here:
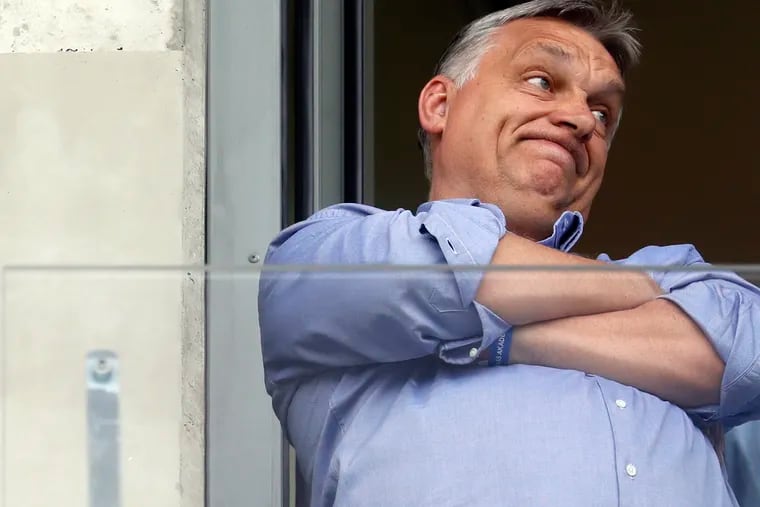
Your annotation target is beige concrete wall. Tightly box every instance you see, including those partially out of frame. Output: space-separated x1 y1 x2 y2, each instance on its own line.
0 0 183 52
0 1 205 506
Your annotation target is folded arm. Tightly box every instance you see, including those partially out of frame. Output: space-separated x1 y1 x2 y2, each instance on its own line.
260 201 760 424
509 245 760 424
509 298 723 408
476 232 663 325
261 202 662 392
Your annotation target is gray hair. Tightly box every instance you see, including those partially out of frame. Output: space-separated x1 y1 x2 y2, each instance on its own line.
419 0 642 180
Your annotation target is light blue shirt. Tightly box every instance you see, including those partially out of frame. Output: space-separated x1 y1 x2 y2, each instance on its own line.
258 199 760 507
726 422 760 506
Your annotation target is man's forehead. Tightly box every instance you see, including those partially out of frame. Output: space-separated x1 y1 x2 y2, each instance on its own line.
490 18 624 85
516 40 578 63
493 18 617 65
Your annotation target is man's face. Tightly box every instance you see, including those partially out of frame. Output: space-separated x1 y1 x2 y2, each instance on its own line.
419 18 626 240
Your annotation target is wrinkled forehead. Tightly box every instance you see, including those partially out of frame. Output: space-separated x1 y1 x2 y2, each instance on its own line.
488 17 622 78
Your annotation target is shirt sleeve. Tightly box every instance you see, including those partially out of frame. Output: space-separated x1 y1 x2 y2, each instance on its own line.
601 244 760 428
258 201 510 411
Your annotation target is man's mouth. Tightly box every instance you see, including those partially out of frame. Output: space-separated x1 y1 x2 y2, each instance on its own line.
524 138 578 174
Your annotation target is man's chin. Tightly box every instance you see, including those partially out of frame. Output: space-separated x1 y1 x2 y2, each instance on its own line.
515 199 570 241
529 189 574 215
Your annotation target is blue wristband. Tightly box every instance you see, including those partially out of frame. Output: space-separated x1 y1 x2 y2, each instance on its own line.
486 327 513 366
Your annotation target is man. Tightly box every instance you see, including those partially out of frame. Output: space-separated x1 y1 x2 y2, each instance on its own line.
259 1 760 505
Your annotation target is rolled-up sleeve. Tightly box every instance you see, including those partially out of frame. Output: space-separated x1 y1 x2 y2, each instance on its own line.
258 200 510 410
605 244 760 427
659 270 760 427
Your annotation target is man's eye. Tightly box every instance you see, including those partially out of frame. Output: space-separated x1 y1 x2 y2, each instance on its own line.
527 76 551 91
592 110 609 125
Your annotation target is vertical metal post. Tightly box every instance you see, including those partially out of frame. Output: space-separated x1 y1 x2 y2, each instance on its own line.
206 0 283 506
86 351 121 507
294 0 316 220
362 0 376 205
344 0 364 203
281 3 296 504
293 0 345 215
314 0 345 208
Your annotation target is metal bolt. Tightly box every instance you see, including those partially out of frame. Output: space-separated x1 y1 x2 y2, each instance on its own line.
92 357 114 382
95 358 111 374
248 254 261 264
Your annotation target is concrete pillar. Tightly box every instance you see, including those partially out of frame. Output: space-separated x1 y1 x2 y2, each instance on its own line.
0 1 206 506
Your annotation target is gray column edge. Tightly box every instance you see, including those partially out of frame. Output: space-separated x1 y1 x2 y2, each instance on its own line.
181 0 208 506
206 0 284 506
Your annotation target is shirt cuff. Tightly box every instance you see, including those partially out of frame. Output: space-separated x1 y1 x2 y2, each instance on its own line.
436 302 511 365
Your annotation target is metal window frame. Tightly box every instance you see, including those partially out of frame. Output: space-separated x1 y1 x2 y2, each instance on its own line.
206 0 374 505
206 0 284 506
295 0 374 214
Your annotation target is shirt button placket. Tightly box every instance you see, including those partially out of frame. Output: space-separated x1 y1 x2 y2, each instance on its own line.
610 393 637 486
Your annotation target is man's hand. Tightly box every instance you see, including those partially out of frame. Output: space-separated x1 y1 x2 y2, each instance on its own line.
476 232 663 325
508 298 724 408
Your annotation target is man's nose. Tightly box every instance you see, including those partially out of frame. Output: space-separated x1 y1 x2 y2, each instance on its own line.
550 101 596 142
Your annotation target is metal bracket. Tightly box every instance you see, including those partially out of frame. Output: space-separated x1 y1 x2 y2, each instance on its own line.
86 350 121 507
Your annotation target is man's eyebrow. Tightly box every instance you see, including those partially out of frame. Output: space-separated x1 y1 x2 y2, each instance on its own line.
592 79 626 99
518 42 576 63
517 41 626 98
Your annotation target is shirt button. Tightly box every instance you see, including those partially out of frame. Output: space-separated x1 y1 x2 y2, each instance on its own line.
616 400 627 409
469 348 479 359
626 464 638 478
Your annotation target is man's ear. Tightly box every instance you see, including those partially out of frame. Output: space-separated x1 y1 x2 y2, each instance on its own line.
418 76 453 137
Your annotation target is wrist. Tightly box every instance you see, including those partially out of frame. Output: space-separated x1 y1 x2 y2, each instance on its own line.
479 327 515 366
507 326 527 365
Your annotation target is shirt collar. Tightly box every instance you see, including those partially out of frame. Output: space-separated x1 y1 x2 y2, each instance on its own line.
417 199 584 253
539 210 584 252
